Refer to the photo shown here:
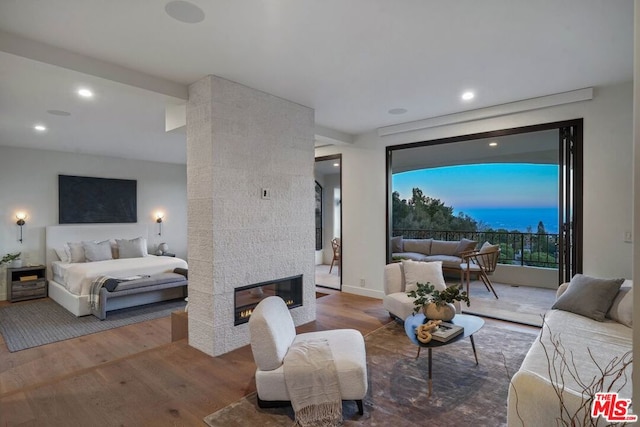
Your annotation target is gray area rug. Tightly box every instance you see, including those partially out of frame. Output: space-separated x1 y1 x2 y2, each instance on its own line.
0 298 186 352
204 320 538 427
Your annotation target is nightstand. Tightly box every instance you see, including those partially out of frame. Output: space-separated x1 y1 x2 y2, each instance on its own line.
7 265 47 302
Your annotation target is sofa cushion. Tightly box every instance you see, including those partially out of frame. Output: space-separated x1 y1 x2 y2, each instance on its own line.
391 236 404 253
606 280 633 327
383 291 419 321
430 240 459 256
424 255 464 270
455 238 478 256
393 252 429 262
402 238 432 255
551 274 625 321
401 259 446 292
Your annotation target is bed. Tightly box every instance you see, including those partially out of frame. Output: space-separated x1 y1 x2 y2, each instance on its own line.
46 224 188 317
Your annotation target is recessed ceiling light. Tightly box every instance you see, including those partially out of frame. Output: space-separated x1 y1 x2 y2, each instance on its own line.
333 163 340 167
388 108 408 115
461 91 475 101
47 109 71 116
78 88 94 98
489 141 498 147
165 1 205 23
34 124 47 132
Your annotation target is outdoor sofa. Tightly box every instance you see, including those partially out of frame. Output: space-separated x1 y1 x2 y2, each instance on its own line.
391 237 478 272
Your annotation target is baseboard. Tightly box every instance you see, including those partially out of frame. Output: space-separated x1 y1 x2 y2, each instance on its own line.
341 285 384 299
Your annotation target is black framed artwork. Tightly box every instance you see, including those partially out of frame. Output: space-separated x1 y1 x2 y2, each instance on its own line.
58 175 137 224
315 181 322 250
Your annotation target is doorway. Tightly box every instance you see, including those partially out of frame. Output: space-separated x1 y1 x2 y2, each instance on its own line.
315 154 342 290
386 119 583 286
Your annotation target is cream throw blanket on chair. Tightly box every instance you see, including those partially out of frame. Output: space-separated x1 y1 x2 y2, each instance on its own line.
283 339 342 427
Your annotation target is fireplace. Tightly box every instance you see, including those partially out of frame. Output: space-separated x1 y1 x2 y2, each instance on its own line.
234 275 303 325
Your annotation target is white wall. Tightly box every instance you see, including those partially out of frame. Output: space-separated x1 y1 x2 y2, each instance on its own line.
0 146 187 300
316 81 634 299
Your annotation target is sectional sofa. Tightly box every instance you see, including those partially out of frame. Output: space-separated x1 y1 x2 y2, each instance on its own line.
507 276 632 426
391 236 478 271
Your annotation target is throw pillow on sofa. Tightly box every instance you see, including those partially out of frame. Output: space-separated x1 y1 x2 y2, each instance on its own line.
401 259 446 292
606 282 633 327
391 236 404 253
552 274 625 321
455 238 478 256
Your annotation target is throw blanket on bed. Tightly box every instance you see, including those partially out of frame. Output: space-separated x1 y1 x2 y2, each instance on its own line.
283 339 341 427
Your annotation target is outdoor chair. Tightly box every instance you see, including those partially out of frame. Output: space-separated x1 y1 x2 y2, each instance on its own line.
460 243 500 299
329 237 341 273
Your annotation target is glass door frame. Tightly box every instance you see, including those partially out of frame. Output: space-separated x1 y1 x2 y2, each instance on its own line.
385 119 583 285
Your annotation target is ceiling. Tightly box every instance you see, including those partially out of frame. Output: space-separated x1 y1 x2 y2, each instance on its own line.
392 129 559 173
0 0 634 164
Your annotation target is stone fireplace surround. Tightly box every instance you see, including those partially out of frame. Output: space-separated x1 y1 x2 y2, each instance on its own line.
186 75 316 357
234 275 303 325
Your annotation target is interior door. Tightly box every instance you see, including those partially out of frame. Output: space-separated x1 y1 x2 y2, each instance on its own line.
558 123 583 283
314 155 342 290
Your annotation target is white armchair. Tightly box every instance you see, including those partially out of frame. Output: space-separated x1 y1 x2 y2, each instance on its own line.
248 296 368 414
383 261 461 320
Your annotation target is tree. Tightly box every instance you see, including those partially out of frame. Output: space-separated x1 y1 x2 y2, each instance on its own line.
392 187 477 233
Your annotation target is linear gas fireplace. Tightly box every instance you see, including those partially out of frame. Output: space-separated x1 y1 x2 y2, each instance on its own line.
234 275 303 325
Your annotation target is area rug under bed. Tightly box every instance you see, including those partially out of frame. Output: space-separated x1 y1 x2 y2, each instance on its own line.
0 298 186 352
204 320 538 427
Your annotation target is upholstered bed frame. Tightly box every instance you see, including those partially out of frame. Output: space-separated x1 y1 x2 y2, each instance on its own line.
45 224 185 317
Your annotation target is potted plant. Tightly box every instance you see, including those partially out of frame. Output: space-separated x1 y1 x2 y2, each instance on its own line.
1 252 22 268
407 282 470 321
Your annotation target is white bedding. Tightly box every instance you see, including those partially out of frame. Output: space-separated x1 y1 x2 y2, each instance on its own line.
51 255 188 296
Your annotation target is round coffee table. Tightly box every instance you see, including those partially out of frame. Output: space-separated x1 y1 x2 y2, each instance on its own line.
404 313 485 396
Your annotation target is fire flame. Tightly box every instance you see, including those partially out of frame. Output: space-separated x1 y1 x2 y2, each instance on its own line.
239 300 295 320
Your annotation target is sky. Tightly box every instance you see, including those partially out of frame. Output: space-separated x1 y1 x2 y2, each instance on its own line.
392 163 559 212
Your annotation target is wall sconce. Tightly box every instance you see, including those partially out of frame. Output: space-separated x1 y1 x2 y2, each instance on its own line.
16 212 27 243
155 212 164 236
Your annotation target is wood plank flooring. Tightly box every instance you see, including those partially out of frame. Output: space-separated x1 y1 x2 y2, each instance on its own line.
0 293 538 426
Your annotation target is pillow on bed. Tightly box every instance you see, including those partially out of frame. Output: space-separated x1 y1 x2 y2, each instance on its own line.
55 245 71 263
82 240 113 262
117 237 148 258
67 241 86 263
109 239 119 259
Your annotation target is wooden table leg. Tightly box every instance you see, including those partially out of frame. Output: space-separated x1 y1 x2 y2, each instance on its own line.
428 348 433 397
470 335 479 365
416 346 421 359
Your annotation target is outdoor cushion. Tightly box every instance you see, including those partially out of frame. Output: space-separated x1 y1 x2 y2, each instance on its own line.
402 238 432 255
455 238 478 255
430 240 459 256
391 236 404 252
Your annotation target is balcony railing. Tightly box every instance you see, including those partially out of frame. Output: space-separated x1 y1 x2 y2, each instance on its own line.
393 229 559 269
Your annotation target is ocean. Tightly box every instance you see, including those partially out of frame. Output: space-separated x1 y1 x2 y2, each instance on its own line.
457 207 559 234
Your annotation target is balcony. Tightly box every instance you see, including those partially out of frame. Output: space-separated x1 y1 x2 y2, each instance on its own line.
393 229 560 288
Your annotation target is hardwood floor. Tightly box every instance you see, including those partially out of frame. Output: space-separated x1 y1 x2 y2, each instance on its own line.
0 293 538 426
